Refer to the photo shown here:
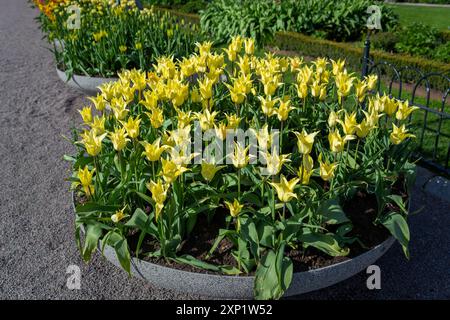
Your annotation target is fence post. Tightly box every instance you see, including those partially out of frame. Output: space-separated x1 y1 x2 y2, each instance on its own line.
361 30 372 79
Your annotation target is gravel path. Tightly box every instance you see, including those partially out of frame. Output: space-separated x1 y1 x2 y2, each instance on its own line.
0 0 449 300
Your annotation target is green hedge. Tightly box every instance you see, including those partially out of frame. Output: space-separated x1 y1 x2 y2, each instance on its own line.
273 31 450 91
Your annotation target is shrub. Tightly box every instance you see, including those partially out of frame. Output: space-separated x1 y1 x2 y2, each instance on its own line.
434 42 450 63
200 0 399 45
371 31 400 53
395 22 443 57
67 36 416 300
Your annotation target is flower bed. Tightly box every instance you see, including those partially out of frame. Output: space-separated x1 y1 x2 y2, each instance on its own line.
33 0 201 78
66 37 417 299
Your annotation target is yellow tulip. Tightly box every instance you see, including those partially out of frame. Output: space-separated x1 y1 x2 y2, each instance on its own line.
111 207 126 223
275 97 295 122
141 138 169 162
296 81 308 99
365 74 378 90
196 41 213 57
81 130 107 157
294 129 319 155
337 111 358 135
79 106 93 124
269 175 300 203
109 127 129 152
226 113 241 129
142 91 159 110
121 116 141 139
198 77 214 100
318 153 338 181
390 124 415 145
201 161 225 181
190 87 202 103
176 110 194 128
230 142 250 169
384 96 398 116
161 158 189 184
355 81 368 103
260 151 291 176
145 108 164 129
90 115 105 135
196 109 218 131
258 95 277 117
355 119 371 139
110 97 129 121
331 59 345 76
146 179 169 221
214 122 227 141
328 130 355 153
328 110 339 128
224 199 243 218
297 154 314 185
225 81 246 105
88 94 106 111
396 100 419 121
77 165 95 197
335 71 355 104
244 38 255 55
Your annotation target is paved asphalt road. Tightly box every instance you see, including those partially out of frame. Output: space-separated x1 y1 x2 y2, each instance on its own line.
0 0 449 300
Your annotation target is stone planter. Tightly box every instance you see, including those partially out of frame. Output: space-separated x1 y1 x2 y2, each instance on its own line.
101 237 394 299
72 193 395 298
56 68 117 96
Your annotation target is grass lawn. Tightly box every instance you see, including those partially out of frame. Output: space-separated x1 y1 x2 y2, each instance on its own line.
388 4 450 31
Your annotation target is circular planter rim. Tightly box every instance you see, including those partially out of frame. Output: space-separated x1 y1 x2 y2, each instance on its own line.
72 192 395 298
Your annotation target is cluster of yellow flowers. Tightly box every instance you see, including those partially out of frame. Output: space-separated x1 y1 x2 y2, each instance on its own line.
75 36 418 226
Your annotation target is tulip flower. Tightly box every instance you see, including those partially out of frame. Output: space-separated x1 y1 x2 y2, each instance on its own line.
244 38 255 55
111 207 126 223
201 161 225 181
121 116 141 139
88 94 106 111
337 111 358 136
77 165 95 197
141 138 169 162
145 108 164 129
328 130 355 153
318 153 338 182
146 179 169 221
396 100 419 121
294 129 319 155
269 175 300 203
260 151 291 176
81 130 107 157
275 98 295 122
110 127 129 152
390 124 415 145
230 142 251 169
225 199 243 218
161 158 189 184
79 106 93 124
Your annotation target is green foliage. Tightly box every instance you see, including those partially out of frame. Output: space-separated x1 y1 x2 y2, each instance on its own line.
395 22 443 57
41 1 202 77
200 0 399 45
200 0 280 46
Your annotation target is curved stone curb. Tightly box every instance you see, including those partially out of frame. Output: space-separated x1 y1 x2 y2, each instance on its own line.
100 234 394 299
56 68 117 96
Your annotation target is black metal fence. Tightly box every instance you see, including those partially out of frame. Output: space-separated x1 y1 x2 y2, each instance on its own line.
361 37 450 176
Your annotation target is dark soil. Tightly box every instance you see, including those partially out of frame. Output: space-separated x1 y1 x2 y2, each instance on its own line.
75 184 403 276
